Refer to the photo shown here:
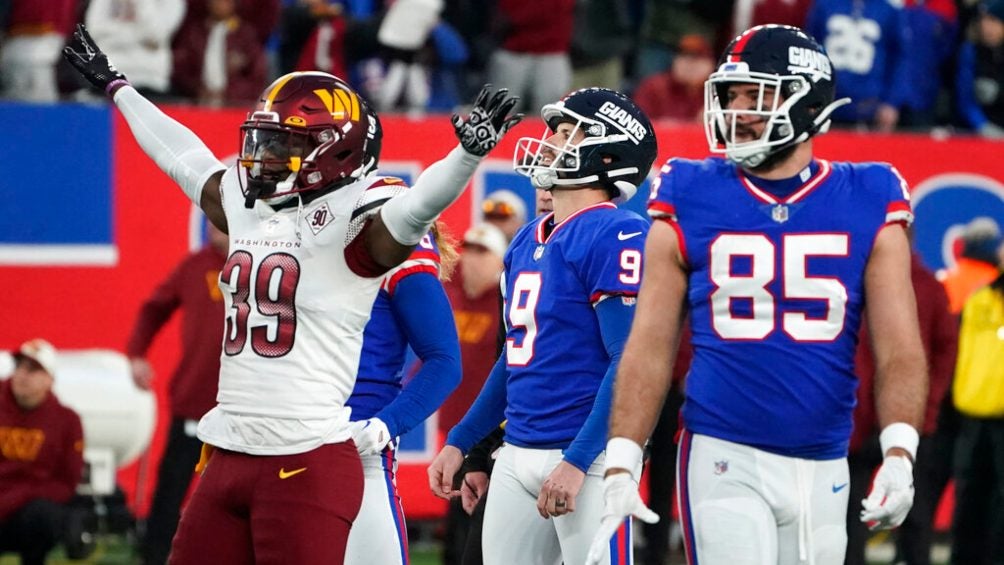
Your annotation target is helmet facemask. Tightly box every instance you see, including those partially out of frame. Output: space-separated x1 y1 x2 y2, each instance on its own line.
703 64 815 169
239 114 344 208
513 110 634 199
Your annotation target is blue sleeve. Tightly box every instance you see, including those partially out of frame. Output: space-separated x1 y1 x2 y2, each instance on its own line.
375 272 462 438
562 295 635 472
955 42 989 130
445 353 508 454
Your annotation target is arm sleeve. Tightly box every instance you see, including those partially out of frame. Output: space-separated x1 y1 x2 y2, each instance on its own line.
375 272 462 437
126 262 185 357
112 86 227 206
445 353 508 454
562 295 635 472
379 146 482 245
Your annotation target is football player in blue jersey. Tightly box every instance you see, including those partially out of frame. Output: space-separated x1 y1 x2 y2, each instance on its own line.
428 87 658 565
587 25 928 565
344 224 461 565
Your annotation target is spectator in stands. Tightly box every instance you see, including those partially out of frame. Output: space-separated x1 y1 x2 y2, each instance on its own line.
481 189 527 241
0 339 85 565
488 0 574 114
176 0 279 46
569 0 632 91
633 34 714 122
806 0 915 131
730 0 812 39
288 0 349 80
127 223 227 565
84 0 185 99
375 0 443 113
899 0 958 129
171 0 267 106
950 240 1004 564
940 216 1004 314
956 0 1004 138
633 0 731 85
845 251 958 565
440 222 507 565
0 0 77 101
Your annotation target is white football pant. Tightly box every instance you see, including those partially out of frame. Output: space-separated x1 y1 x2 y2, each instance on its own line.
677 431 850 565
345 447 409 565
482 444 633 565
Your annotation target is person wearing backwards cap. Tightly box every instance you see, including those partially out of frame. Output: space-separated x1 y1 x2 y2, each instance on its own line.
0 339 84 565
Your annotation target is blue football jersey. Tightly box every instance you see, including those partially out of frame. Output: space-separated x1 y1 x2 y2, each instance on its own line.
502 202 649 449
347 232 441 420
649 157 912 459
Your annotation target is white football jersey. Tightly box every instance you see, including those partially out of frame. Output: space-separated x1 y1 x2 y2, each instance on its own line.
197 167 406 455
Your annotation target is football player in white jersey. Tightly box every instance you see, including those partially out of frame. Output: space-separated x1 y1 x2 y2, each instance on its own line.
63 24 521 564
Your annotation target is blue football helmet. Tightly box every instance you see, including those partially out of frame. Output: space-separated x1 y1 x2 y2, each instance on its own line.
513 88 658 203
704 24 850 168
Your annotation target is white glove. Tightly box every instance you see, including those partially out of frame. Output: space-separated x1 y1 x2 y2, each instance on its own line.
585 474 659 565
860 455 914 530
350 418 392 456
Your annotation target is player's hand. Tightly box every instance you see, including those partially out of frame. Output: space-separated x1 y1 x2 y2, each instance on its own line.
452 85 523 157
536 461 585 519
349 418 392 456
428 444 464 499
62 24 129 95
129 358 153 390
860 455 914 530
585 473 659 565
461 471 489 515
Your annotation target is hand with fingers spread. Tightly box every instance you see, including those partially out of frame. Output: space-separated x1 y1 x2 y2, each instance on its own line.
585 473 659 565
452 85 524 157
460 471 489 515
860 455 914 530
428 445 464 499
536 461 585 519
62 24 130 96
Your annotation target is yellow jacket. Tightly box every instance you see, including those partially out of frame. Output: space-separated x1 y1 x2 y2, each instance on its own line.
954 283 1004 417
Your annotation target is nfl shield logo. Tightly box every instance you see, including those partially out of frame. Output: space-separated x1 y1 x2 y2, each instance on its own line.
533 245 545 261
772 204 789 223
714 460 728 475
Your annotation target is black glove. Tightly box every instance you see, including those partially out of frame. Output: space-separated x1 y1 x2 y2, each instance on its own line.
62 24 129 95
452 85 523 157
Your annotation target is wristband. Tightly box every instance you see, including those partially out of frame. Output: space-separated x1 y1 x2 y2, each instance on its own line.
604 437 644 482
879 422 919 461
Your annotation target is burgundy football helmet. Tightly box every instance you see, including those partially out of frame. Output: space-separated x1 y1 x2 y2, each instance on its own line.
239 71 382 207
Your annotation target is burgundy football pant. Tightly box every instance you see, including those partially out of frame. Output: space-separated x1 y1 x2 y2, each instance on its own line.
168 441 364 564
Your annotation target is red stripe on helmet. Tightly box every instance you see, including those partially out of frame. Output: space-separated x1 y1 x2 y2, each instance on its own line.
727 27 760 62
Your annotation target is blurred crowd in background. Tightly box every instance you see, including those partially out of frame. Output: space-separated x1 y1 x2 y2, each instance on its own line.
1 0 1003 139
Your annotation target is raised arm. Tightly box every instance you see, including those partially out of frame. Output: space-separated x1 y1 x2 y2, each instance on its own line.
63 25 228 231
368 87 522 268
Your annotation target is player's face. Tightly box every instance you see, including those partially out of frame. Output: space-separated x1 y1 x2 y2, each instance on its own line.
724 83 779 142
539 122 587 167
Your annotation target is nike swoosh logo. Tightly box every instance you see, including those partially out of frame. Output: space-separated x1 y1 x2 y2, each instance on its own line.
618 231 643 241
279 467 307 479
832 482 848 493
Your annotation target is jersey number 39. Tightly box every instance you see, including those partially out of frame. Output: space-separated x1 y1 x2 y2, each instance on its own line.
221 251 301 357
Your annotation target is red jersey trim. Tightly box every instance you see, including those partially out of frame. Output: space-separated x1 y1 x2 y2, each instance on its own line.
534 202 617 244
647 201 677 219
344 221 392 277
738 159 832 205
385 264 439 295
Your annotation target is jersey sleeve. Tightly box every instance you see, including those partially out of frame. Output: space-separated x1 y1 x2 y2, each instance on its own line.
646 158 681 221
578 215 649 303
343 176 411 277
382 230 441 295
876 164 914 227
